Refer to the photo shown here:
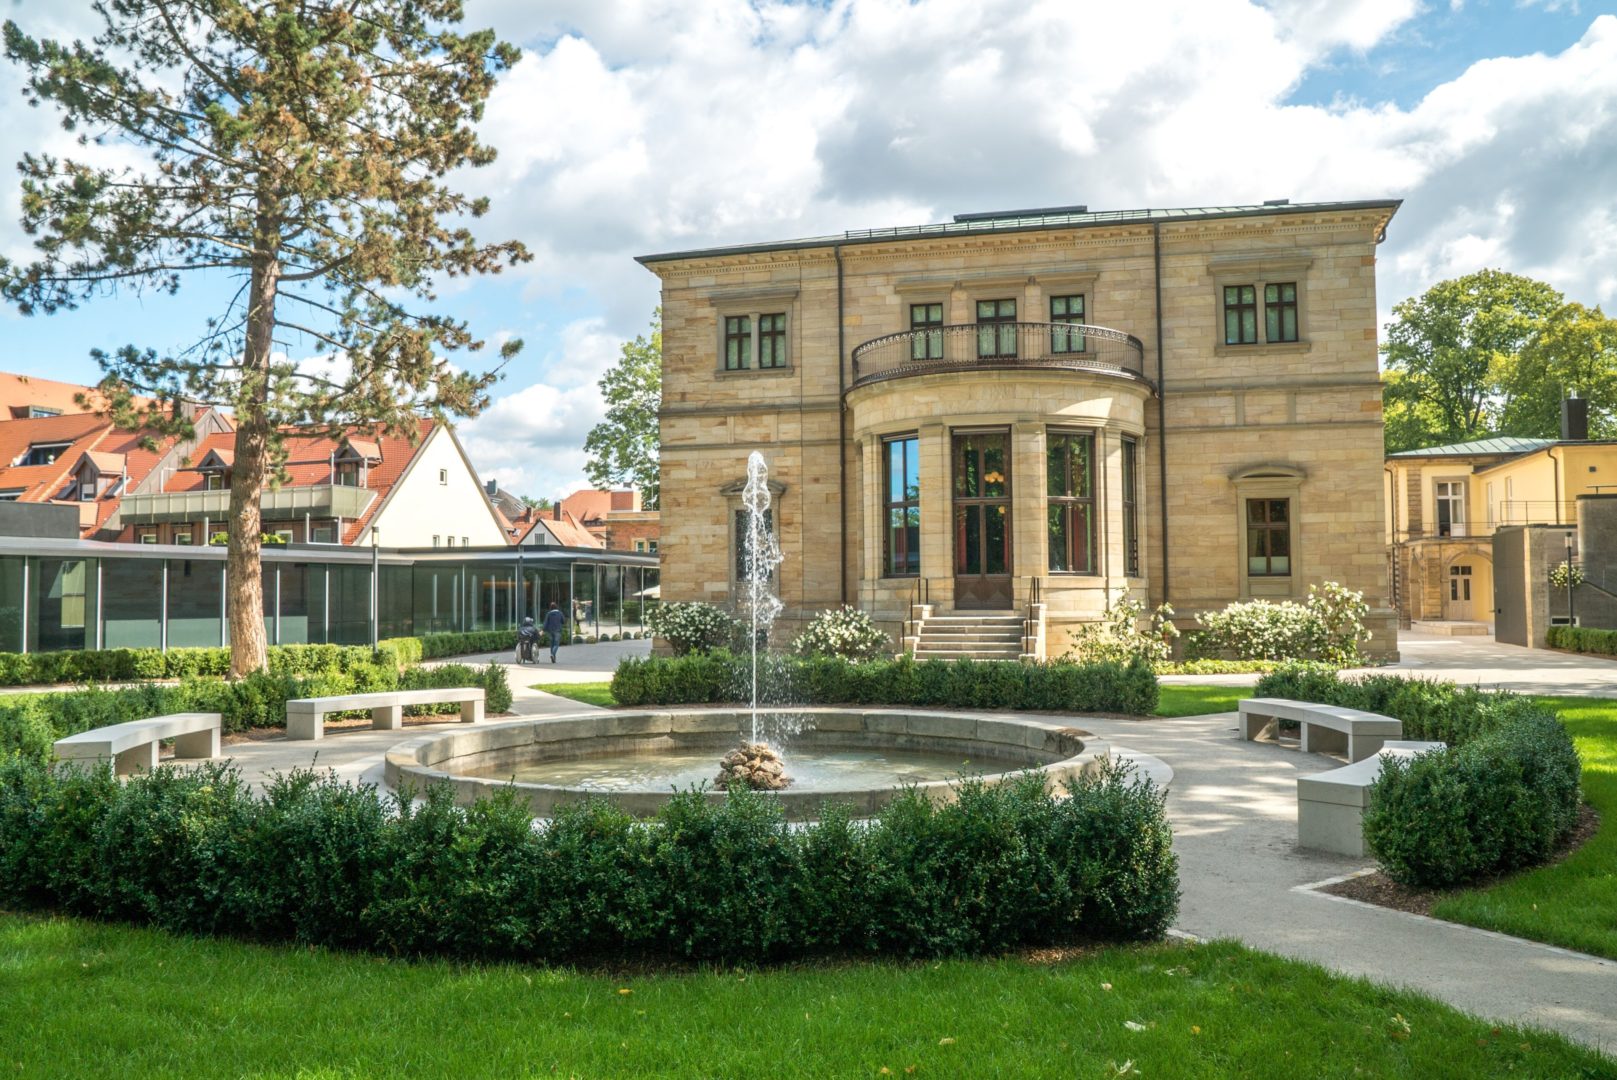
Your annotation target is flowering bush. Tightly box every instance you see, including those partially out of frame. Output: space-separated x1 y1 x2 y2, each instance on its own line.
792 606 891 661
1066 599 1179 665
1549 560 1584 590
1188 581 1369 664
647 601 739 656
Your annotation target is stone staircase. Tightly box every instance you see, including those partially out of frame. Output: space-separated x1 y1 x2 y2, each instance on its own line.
910 612 1027 661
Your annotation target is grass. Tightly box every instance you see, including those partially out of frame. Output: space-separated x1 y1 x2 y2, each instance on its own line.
0 915 1606 1079
530 681 1255 720
1429 695 1617 959
531 682 616 707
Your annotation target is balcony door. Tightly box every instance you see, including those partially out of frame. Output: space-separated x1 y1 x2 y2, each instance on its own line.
952 430 1012 609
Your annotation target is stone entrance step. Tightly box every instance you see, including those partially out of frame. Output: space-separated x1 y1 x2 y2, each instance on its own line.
913 611 1029 661
1410 620 1492 637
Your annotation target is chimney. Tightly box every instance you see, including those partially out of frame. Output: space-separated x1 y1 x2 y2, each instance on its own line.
553 504 561 521
485 479 497 496
1562 397 1590 442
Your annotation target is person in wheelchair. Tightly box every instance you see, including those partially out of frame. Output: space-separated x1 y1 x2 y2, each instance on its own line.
516 615 541 663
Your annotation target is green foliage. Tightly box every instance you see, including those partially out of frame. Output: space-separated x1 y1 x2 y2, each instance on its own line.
1188 582 1369 664
1254 665 1583 887
1380 270 1565 450
1067 599 1179 665
646 601 739 656
1546 625 1617 655
0 758 1176 963
1548 561 1584 590
612 651 1159 715
1496 302 1617 439
792 606 891 662
415 629 522 659
583 309 662 508
0 642 376 688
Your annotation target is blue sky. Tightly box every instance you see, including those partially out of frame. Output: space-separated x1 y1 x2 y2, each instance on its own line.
2 0 1615 498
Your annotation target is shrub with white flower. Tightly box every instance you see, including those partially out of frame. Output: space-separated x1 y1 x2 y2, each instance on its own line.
1188 581 1370 664
1549 560 1584 590
792 606 891 661
1067 599 1179 665
647 601 740 656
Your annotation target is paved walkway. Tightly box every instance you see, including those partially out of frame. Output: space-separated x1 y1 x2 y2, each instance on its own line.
208 632 1617 1055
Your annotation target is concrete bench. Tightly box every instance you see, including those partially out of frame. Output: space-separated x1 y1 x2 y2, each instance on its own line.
53 712 221 776
1297 740 1447 856
286 687 485 741
1238 697 1403 763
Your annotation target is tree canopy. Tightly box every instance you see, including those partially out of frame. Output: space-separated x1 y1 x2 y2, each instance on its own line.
1 0 529 675
583 310 661 509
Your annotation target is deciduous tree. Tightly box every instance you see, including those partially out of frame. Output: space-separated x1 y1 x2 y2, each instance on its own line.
1 1 528 676
1496 302 1617 439
583 309 661 508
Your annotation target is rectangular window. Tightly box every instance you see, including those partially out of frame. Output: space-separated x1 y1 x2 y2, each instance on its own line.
724 315 752 371
311 523 338 544
334 460 361 487
462 536 468 547
22 443 71 466
648 540 659 553
273 529 294 543
79 477 97 501
634 539 646 552
1224 285 1258 345
976 299 1017 359
734 507 775 581
173 529 193 546
438 469 448 485
136 529 158 544
758 313 787 369
910 303 944 361
204 472 227 491
1047 431 1096 574
1122 438 1140 576
1050 294 1086 354
1264 282 1299 342
1246 498 1291 576
0 490 22 501
432 535 440 547
883 435 921 577
1435 480 1466 538
26 407 60 418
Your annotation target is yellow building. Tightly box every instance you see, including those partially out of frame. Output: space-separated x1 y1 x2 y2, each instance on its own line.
640 201 1402 659
1385 412 1617 631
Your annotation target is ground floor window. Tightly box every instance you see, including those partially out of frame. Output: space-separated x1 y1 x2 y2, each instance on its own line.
883 435 920 577
1122 438 1140 576
1046 430 1096 574
1246 498 1291 576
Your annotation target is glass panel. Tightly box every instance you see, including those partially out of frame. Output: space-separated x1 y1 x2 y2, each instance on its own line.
986 504 1008 575
956 505 981 574
1225 308 1239 344
278 563 311 644
1283 307 1297 340
1047 437 1066 496
572 563 598 635
902 507 920 576
977 323 995 358
1269 499 1289 522
379 564 412 639
600 565 623 636
888 441 904 503
1241 309 1256 342
166 559 222 649
29 559 89 652
0 557 22 653
1071 503 1092 573
1266 305 1280 343
327 564 372 645
977 301 995 319
956 442 979 498
101 558 163 649
904 441 919 501
1048 505 1068 572
982 439 1006 498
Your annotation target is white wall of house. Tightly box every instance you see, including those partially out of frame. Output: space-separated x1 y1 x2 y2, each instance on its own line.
357 426 507 548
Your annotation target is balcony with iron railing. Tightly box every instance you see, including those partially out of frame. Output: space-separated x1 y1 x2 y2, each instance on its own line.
850 322 1150 390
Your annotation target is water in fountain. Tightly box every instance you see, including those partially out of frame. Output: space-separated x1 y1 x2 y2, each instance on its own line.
737 451 784 744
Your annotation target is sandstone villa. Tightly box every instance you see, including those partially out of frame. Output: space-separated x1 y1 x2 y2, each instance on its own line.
639 201 1401 658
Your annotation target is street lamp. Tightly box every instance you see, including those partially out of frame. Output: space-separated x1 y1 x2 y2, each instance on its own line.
370 526 380 649
1566 534 1577 627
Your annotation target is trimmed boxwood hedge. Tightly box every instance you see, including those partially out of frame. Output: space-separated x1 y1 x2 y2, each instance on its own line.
0 757 1178 963
610 651 1159 716
0 662 512 765
1254 664 1583 888
1545 624 1617 657
0 642 384 687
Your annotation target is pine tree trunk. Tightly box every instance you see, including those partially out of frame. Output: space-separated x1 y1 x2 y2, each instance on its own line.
226 256 280 678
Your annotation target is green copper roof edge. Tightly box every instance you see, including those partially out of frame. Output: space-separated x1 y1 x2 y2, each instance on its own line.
635 199 1404 266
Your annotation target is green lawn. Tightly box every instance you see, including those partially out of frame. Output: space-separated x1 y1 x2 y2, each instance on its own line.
1431 695 1617 959
531 682 616 707
0 915 1605 1078
531 681 1254 720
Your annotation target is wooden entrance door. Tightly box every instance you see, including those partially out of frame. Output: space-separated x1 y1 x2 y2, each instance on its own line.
1446 564 1474 620
952 430 1012 609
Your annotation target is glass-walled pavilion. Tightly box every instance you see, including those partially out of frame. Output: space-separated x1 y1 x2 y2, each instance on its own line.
0 537 659 653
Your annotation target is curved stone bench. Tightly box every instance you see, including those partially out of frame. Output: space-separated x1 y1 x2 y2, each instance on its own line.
286 687 485 741
1297 740 1446 856
53 712 221 776
1238 697 1402 763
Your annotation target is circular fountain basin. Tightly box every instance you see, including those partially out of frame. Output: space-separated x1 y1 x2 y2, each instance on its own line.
384 708 1109 817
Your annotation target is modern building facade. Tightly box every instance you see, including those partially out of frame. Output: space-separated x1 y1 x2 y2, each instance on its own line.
640 201 1400 656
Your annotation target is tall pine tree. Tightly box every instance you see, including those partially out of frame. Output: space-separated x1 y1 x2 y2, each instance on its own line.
1 1 528 675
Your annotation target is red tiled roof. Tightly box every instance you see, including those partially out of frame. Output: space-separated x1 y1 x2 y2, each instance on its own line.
512 507 603 549
0 372 141 419
167 419 436 544
0 412 181 535
82 450 128 474
558 488 614 524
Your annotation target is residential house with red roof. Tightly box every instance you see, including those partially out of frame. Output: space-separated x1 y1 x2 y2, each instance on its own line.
556 488 660 552
505 504 605 549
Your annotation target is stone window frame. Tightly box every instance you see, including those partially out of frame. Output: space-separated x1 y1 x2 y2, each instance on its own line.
1209 255 1314 357
1232 464 1305 599
1045 426 1100 576
881 432 921 579
719 474 787 597
1431 474 1470 538
707 288 799 378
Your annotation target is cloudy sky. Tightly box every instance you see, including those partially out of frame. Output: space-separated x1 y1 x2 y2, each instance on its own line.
1 0 1614 499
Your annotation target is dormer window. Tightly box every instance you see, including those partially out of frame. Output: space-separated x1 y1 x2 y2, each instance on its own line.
334 459 361 486
79 476 96 501
19 442 70 467
204 472 230 491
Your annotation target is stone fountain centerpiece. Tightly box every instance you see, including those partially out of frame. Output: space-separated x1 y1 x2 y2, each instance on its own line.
715 743 790 791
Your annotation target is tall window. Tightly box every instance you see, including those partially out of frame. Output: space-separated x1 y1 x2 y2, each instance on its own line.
1050 294 1086 354
334 459 361 487
883 435 920 577
910 303 943 360
976 299 1017 359
724 315 752 370
1435 480 1465 538
1122 438 1140 576
758 313 787 368
734 508 774 581
1246 499 1290 576
1047 431 1096 574
1223 285 1258 345
1265 282 1299 342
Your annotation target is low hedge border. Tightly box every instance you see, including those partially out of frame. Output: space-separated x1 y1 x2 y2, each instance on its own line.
1255 664 1583 888
611 651 1159 715
0 758 1178 964
0 662 512 765
1545 625 1617 657
0 642 385 687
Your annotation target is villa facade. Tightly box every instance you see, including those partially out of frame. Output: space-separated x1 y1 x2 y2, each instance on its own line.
640 201 1401 657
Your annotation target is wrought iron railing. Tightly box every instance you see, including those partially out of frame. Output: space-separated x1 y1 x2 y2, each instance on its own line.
1024 576 1043 661
850 322 1149 389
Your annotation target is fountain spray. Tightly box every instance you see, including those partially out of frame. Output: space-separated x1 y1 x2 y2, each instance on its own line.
739 451 784 743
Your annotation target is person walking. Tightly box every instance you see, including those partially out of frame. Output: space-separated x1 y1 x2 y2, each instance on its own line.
542 601 566 664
